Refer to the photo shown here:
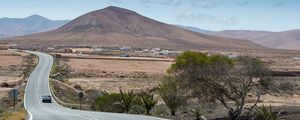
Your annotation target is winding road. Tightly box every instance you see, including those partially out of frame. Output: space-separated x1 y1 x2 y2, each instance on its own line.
24 51 165 120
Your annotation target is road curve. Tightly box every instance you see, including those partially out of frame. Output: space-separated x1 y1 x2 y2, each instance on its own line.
24 51 165 120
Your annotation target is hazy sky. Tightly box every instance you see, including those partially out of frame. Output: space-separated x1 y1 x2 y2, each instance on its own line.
1 0 299 31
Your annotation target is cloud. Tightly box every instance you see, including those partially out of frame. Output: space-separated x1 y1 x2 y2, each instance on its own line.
190 0 221 8
236 1 250 6
159 0 183 6
172 11 239 25
106 0 124 4
138 0 221 9
273 2 284 7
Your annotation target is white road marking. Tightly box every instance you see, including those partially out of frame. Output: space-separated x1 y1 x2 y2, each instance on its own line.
81 115 99 120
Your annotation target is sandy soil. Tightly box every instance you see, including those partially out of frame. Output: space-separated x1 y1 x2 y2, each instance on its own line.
68 77 161 93
0 50 28 89
0 50 31 112
0 76 23 85
0 50 24 69
68 58 172 76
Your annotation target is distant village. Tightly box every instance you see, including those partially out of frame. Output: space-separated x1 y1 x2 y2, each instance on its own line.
0 43 255 59
5 43 300 62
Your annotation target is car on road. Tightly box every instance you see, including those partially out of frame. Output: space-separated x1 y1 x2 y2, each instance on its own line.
42 95 52 103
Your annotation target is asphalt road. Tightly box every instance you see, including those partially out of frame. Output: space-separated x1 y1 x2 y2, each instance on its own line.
24 51 165 120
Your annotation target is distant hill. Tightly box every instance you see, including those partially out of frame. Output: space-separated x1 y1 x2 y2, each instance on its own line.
177 25 300 50
0 15 69 38
175 25 213 34
209 30 300 50
1 6 265 50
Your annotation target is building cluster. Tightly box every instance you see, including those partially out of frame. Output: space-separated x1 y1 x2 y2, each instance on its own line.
46 46 181 58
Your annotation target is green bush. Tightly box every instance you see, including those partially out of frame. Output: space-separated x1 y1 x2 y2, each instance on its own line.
151 105 169 117
128 105 146 114
138 90 159 115
119 89 137 113
259 77 273 90
95 90 141 113
158 76 187 116
95 92 124 112
255 105 279 120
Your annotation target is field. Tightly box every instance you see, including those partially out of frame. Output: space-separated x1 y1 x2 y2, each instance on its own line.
48 51 300 119
53 51 300 98
53 51 300 92
57 55 172 92
0 50 37 116
0 50 25 85
68 58 172 77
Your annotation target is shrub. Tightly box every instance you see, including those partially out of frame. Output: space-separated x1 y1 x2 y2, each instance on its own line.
255 105 279 120
158 77 187 116
95 90 141 113
119 88 137 113
278 82 294 92
190 107 205 120
151 105 169 117
95 91 124 112
129 105 146 114
138 90 159 115
259 77 273 90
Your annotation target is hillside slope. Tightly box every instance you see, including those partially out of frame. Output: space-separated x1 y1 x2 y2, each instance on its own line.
1 6 265 50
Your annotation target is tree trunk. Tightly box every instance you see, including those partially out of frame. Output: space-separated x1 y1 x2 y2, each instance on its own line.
229 111 239 120
171 110 176 116
146 109 150 115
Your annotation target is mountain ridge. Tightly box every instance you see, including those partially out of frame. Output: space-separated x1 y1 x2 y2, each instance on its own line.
210 29 300 50
178 25 300 50
1 6 265 50
0 15 69 38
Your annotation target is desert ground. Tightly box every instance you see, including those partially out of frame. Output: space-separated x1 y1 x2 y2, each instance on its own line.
0 50 37 116
53 50 300 97
48 50 300 119
54 54 172 93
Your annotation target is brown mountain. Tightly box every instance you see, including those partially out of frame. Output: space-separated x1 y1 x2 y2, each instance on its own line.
209 30 300 50
1 6 265 50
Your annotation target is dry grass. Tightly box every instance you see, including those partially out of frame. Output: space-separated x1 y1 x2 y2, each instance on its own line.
0 50 36 116
68 77 161 93
0 50 28 85
58 55 172 92
68 58 172 76
0 108 26 120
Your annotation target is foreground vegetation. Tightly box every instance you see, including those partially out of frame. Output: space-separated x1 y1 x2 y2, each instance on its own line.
51 51 298 119
0 108 26 120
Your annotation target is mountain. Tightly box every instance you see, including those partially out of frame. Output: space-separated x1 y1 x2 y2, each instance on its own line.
0 15 69 38
176 25 213 34
209 30 300 50
1 6 265 50
177 25 300 50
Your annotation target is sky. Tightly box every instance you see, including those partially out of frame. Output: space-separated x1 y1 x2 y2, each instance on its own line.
0 0 300 31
